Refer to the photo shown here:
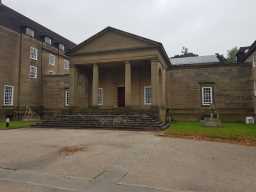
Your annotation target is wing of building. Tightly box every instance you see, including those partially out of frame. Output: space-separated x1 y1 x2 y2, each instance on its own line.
0 3 76 118
0 2 255 125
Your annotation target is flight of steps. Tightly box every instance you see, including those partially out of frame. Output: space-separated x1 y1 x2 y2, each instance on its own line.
32 109 169 131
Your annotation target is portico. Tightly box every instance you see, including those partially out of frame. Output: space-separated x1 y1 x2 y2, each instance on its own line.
69 27 170 121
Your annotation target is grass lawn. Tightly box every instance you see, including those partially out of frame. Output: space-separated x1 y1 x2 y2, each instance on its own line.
164 122 256 144
0 121 33 129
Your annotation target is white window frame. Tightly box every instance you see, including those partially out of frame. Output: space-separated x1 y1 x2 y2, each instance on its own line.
253 55 256 68
144 86 152 105
64 89 70 106
48 53 56 65
97 88 104 106
201 86 213 106
64 59 70 70
30 47 38 60
25 27 35 38
3 85 14 106
59 44 65 51
44 36 52 45
29 65 38 79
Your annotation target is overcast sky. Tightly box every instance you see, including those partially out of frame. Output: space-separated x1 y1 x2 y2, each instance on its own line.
3 0 256 57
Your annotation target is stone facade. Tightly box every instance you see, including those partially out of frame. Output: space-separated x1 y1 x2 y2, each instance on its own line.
69 27 169 121
0 3 256 122
167 64 254 121
0 24 72 119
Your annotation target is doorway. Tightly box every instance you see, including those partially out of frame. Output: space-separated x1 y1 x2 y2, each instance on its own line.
117 87 125 107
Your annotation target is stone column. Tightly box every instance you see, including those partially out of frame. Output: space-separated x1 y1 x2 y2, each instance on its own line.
161 70 167 107
92 64 99 106
70 66 79 107
125 61 132 106
151 59 159 106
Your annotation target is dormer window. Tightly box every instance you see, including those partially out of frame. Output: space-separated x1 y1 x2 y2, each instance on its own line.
59 44 65 52
25 27 35 38
44 36 52 45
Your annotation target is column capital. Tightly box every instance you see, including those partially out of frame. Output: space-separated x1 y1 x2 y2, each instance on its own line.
151 58 160 63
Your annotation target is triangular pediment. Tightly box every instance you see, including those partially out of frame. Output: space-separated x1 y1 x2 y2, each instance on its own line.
70 27 160 55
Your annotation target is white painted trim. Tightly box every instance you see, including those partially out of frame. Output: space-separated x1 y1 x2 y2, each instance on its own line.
3 85 14 106
29 65 38 79
30 47 38 60
48 53 56 65
64 89 70 107
97 88 104 106
201 86 213 106
64 59 70 70
253 55 256 68
144 86 152 105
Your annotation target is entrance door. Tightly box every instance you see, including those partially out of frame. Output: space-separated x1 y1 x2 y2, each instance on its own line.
117 87 125 107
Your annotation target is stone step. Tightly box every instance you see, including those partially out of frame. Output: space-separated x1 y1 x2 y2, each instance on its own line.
34 111 167 130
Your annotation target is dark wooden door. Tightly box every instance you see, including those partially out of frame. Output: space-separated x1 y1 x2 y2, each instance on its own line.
117 87 125 107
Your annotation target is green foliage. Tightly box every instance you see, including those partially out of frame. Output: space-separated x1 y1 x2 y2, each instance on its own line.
165 122 256 141
226 47 238 64
0 121 32 129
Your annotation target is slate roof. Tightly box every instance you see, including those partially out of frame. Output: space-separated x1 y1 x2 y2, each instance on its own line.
170 55 220 65
237 41 256 63
0 3 76 52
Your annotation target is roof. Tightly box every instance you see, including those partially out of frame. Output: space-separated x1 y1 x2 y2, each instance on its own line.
237 41 256 63
69 26 171 66
0 3 76 52
170 55 220 65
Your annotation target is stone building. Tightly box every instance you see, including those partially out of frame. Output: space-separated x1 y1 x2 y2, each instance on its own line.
0 2 255 124
0 3 76 118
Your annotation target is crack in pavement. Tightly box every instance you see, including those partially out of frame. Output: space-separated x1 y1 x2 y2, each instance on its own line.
0 167 183 192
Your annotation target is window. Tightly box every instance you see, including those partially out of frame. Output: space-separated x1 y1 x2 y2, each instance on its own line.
202 86 213 106
25 27 35 38
253 55 256 68
48 71 55 75
29 65 38 79
59 44 65 51
3 85 14 106
65 89 70 106
97 88 103 105
144 86 152 105
64 59 70 70
49 54 55 65
44 36 52 45
30 47 38 60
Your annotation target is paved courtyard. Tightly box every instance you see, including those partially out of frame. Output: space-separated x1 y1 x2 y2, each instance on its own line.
0 128 255 192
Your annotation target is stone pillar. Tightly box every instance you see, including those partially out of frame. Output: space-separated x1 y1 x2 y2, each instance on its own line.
161 70 167 106
70 66 79 107
151 59 159 106
125 61 132 106
92 64 99 106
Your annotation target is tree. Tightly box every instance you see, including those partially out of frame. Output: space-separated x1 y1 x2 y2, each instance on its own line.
173 47 198 58
226 47 238 64
215 53 227 63
181 46 189 55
